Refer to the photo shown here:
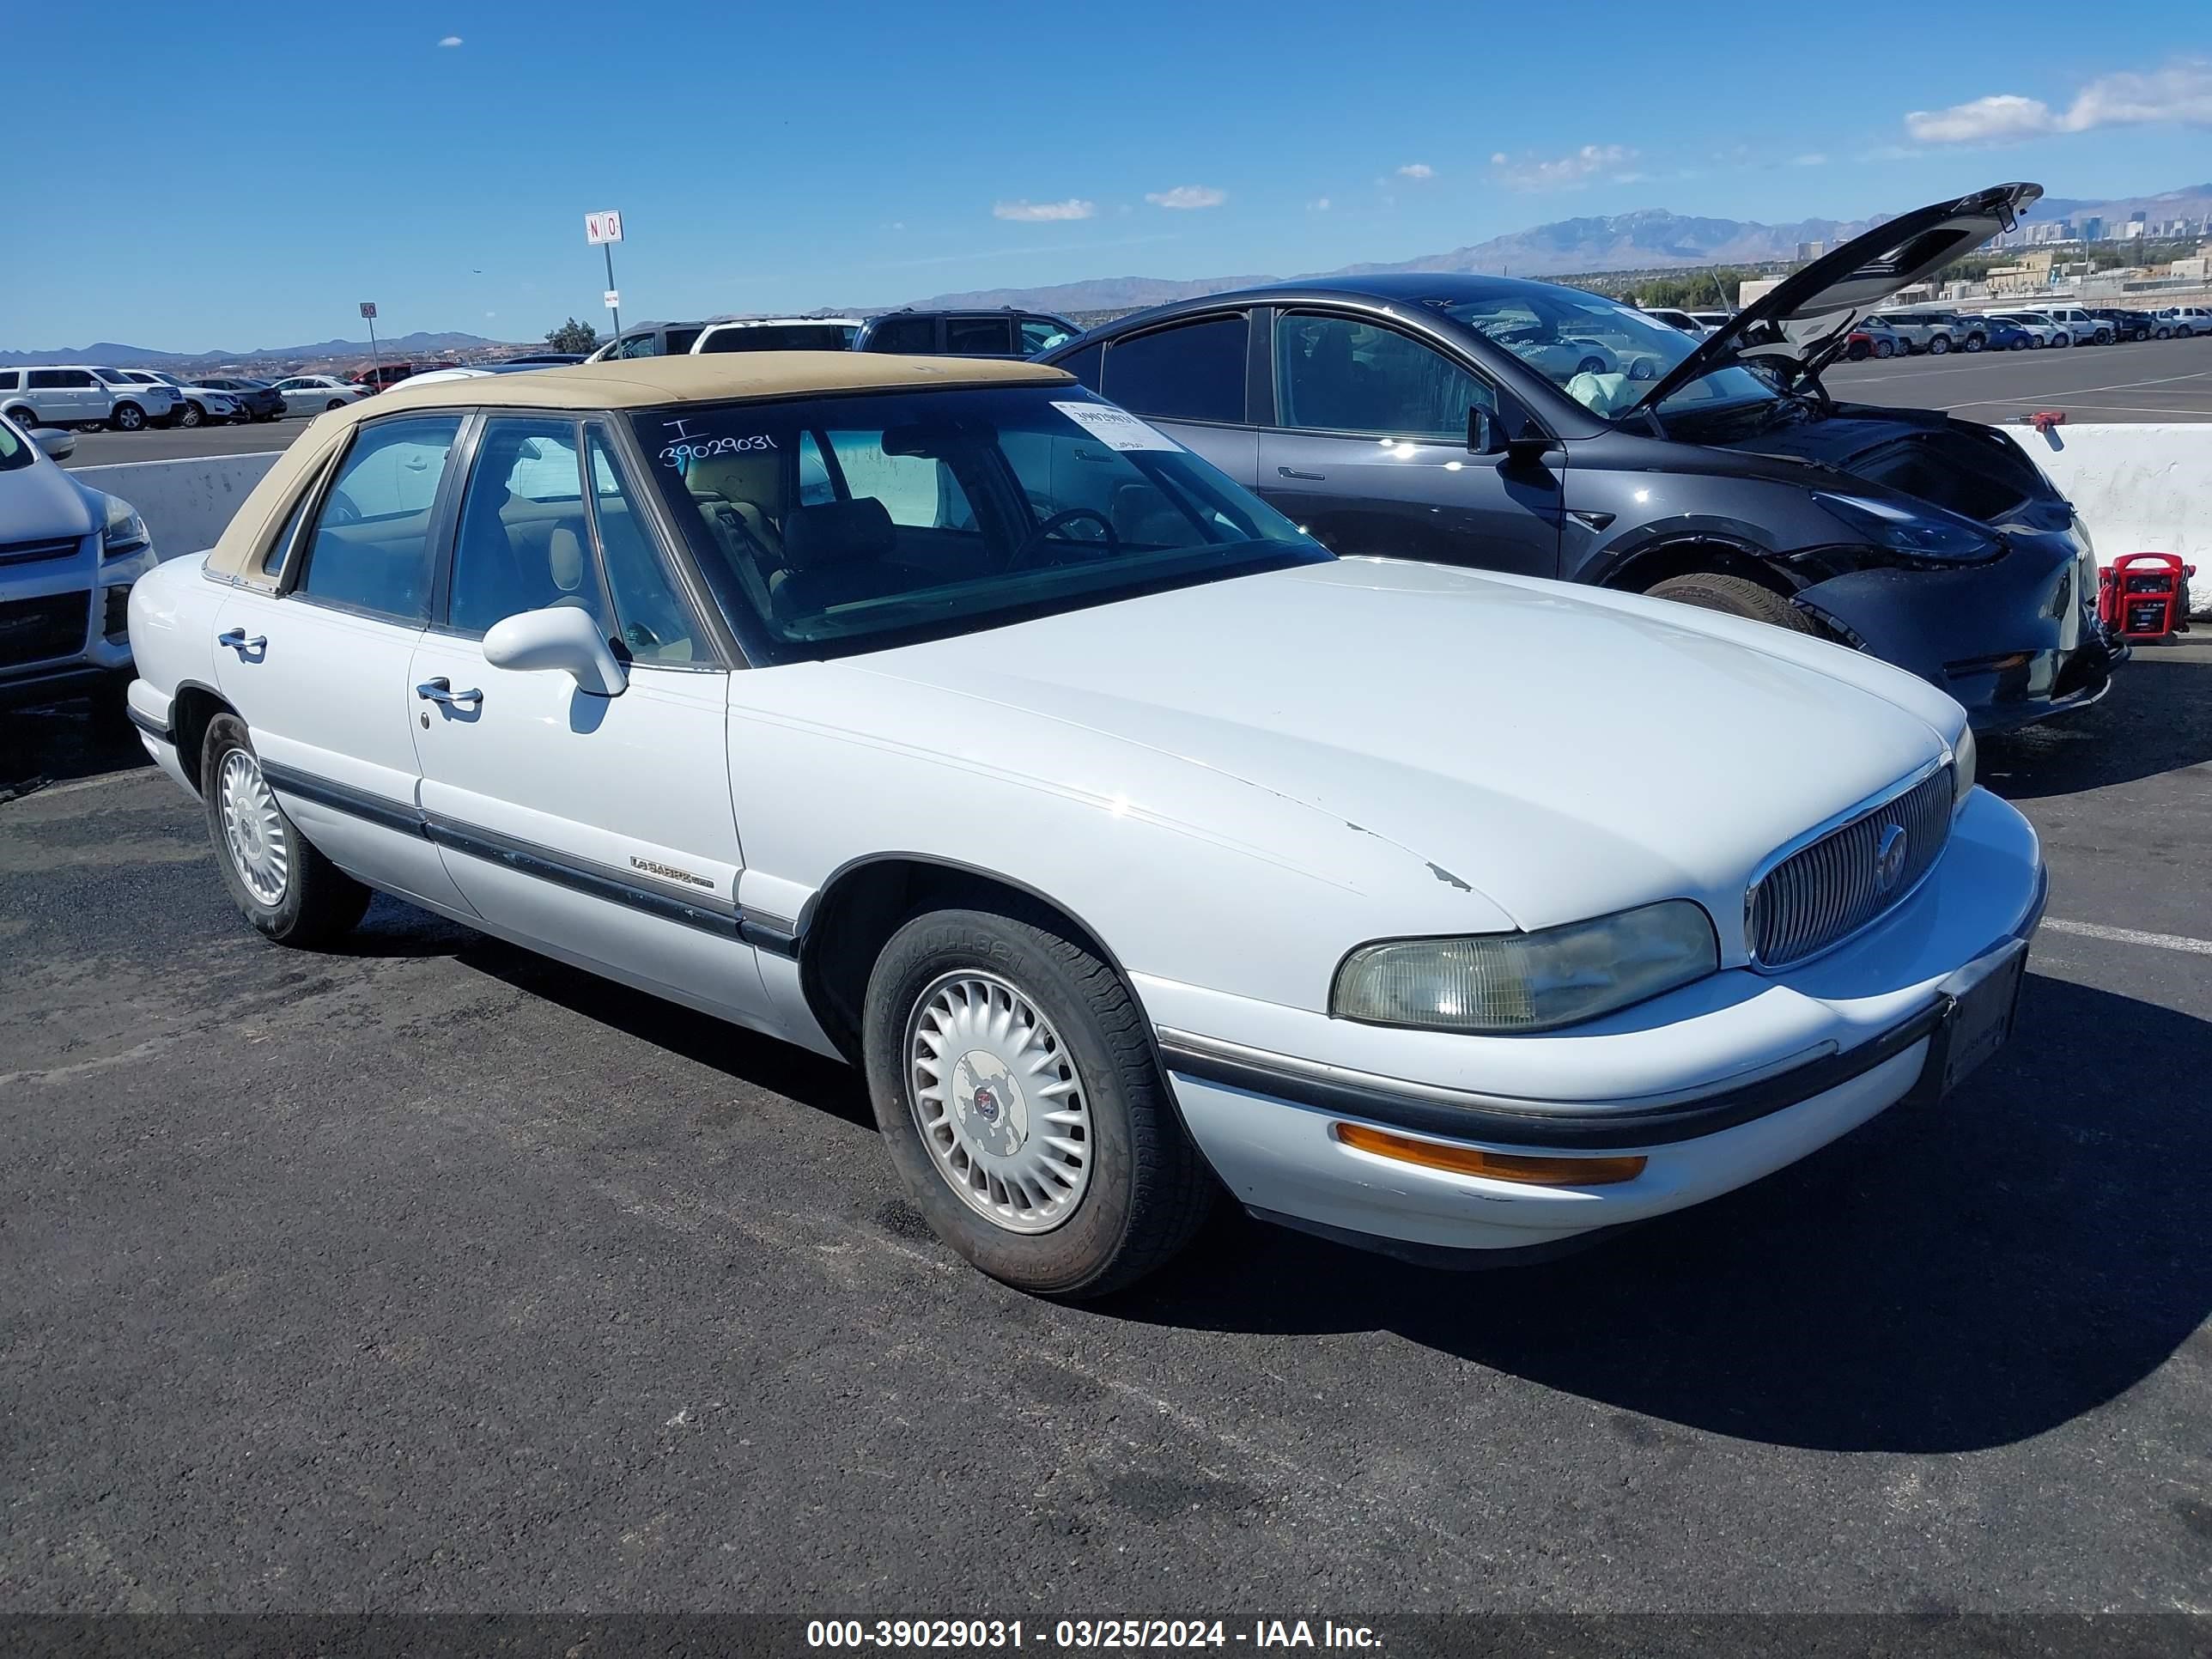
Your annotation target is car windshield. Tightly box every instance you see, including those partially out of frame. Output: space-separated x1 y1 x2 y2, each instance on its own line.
0 419 29 471
1437 290 1781 419
633 385 1328 665
699 324 856 353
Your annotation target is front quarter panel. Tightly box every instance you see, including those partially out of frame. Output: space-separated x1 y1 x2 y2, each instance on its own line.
125 553 224 776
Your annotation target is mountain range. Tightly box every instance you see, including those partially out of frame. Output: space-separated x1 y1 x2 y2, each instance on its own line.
0 331 508 369
912 184 2210 315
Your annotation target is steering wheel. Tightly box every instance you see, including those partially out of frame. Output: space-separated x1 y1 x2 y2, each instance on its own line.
324 489 362 526
1009 507 1120 568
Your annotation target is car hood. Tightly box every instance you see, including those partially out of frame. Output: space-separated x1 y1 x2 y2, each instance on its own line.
1631 182 2041 415
4 456 100 539
851 558 1955 935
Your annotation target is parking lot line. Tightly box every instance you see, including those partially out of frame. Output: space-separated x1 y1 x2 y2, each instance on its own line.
1942 366 2212 411
2043 917 2212 957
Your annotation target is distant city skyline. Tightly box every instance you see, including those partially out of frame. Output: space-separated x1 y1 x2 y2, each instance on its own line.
9 2 2207 350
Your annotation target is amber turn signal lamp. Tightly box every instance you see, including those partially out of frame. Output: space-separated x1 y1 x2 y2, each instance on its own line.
1332 1121 1647 1187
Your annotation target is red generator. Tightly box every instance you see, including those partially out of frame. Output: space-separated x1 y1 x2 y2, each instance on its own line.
2097 553 2194 641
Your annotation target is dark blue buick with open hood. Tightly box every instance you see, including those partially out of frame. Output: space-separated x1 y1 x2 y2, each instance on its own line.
1044 183 2122 731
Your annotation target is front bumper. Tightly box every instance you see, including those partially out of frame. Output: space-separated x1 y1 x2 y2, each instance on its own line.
1791 531 2121 732
1141 787 2046 1262
0 541 155 706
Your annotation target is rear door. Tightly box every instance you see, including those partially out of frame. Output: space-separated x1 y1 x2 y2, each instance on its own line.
212 411 475 911
1258 308 1561 579
406 416 768 1022
1091 310 1260 486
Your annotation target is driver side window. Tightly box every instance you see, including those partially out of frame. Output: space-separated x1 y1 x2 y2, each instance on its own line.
1275 313 1493 441
295 416 459 621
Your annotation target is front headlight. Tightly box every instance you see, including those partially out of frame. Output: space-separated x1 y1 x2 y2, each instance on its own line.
1332 900 1719 1034
1952 725 1977 810
1813 491 2001 562
100 493 149 559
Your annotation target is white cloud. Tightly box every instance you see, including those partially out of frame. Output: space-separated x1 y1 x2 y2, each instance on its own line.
1396 162 1434 180
438 34 462 46
1792 152 1829 167
1488 143 1638 191
1905 58 2212 143
992 198 1097 222
1307 197 1331 212
1145 185 1227 210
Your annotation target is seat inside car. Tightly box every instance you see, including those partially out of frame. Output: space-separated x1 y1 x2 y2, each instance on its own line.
773 497 907 622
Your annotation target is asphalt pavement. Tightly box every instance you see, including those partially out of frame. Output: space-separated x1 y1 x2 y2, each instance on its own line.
2 641 2208 1621
57 416 315 469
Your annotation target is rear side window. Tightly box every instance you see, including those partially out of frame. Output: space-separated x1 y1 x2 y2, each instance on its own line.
866 316 935 354
1102 315 1248 424
1054 343 1103 392
0 371 16 391
945 317 1014 355
296 416 460 621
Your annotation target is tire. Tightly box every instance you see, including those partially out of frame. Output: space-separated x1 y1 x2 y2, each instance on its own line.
2010 337 2029 350
1965 335 1984 352
1873 339 1895 359
862 906 1212 1299
1646 572 1819 635
1929 334 1950 355
1845 341 1869 362
2027 336 2043 349
2181 326 2197 340
2154 325 2172 340
3 405 35 428
199 713 371 947
1574 355 1607 377
2051 333 2069 348
325 398 345 412
108 401 145 432
176 400 204 429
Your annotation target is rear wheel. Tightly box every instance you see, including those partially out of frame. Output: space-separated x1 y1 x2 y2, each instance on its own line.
1575 355 1607 377
2154 325 2172 340
862 906 1212 1298
2010 336 2029 350
1964 334 1984 352
325 398 346 411
108 402 145 431
1646 572 1819 635
2180 325 2197 340
1873 339 1895 359
200 714 371 947
1845 341 1870 362
2051 332 2070 348
3 405 36 428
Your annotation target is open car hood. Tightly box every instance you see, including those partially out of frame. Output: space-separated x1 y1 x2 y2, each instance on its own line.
1627 182 2041 416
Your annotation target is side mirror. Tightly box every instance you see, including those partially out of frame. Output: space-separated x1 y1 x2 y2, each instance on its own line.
33 428 76 461
483 605 628 697
1467 405 1503 455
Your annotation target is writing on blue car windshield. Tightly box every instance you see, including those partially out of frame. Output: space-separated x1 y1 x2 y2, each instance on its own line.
631 386 1328 664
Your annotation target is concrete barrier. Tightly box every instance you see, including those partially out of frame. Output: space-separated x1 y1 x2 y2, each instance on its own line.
71 452 283 564
2005 422 2210 616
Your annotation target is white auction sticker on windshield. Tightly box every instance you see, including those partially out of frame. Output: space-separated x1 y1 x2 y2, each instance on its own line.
1051 401 1183 452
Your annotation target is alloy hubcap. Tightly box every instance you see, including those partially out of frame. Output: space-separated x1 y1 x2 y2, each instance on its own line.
217 747 289 907
906 971 1092 1234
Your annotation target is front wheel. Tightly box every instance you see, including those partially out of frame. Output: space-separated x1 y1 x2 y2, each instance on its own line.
176 400 204 428
1845 341 1870 362
2051 333 2070 348
201 714 371 946
1873 339 1895 359
863 907 1212 1298
1964 335 1984 352
1646 571 1820 635
2180 325 2197 340
1929 335 1950 354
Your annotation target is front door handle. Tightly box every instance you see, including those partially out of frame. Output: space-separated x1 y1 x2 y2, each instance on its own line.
415 678 483 707
1276 466 1326 481
217 627 267 653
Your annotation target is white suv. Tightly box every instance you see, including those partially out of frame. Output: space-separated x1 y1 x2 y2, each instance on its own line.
2151 306 2208 339
0 365 182 432
2037 306 2108 345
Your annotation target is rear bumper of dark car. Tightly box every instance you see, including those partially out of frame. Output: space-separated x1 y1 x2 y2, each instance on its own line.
1791 531 2121 732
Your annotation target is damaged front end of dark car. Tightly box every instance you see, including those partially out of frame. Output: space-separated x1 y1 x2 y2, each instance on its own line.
1619 181 2124 730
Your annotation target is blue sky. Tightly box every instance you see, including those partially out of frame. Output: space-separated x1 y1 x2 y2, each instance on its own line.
9 1 2208 352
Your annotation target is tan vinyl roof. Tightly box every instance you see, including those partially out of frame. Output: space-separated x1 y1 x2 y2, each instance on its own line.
202 352 1073 586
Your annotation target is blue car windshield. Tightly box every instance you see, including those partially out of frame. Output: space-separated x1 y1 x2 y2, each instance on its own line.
1439 291 1784 419
632 386 1328 665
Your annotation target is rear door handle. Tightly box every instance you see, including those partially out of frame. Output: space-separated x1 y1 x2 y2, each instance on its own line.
415 678 483 706
216 628 267 653
1276 466 1326 481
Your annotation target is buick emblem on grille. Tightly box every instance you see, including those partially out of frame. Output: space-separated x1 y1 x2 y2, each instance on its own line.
1874 823 1910 894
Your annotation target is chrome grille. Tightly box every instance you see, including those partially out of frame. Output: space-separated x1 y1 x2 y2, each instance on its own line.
1747 767 1954 968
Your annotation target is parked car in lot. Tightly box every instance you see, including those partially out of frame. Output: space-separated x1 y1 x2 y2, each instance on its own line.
693 317 862 354
2037 306 2108 345
854 308 1083 359
1688 311 1734 331
270 374 371 414
1639 307 1710 335
0 412 156 714
583 321 708 362
1869 312 1962 354
1843 320 1905 359
2086 307 2152 343
2150 306 2208 338
0 364 180 431
395 362 568 388
1960 314 2035 351
125 370 240 428
1988 311 2068 348
1044 182 2119 733
121 354 2045 1295
187 375 288 422
350 363 422 394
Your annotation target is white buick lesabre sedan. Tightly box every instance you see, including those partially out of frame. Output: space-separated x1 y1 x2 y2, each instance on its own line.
125 355 2045 1297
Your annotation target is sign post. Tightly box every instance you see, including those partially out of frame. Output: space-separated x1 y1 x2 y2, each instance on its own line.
585 210 623 344
359 301 382 387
